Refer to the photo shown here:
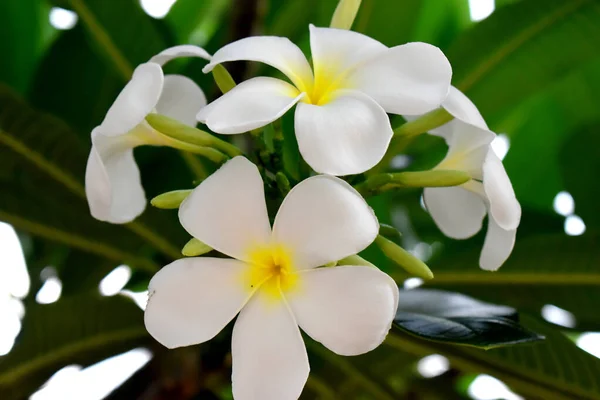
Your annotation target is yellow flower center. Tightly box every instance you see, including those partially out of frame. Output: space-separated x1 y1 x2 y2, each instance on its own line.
301 62 349 106
245 244 299 300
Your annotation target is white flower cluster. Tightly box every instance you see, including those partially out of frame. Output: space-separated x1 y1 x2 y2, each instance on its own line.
83 16 520 400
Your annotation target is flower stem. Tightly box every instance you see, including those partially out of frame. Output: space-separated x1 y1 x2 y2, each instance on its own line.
146 113 242 158
370 108 453 174
212 64 236 94
355 169 471 196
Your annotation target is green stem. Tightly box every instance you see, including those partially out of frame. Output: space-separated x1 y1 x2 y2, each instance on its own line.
356 169 471 197
370 108 453 174
146 114 242 159
212 64 236 94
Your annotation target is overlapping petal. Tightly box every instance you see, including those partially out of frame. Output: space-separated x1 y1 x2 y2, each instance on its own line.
197 77 304 134
441 86 488 130
294 90 393 175
98 63 164 137
145 258 251 348
179 157 272 262
156 75 207 127
272 174 378 269
483 151 521 230
85 132 146 224
348 42 452 115
308 24 386 87
149 44 211 66
232 289 309 400
423 186 487 239
202 36 314 91
480 219 517 271
288 266 399 356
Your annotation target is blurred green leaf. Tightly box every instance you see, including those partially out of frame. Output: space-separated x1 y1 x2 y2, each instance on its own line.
450 0 600 120
394 289 543 349
428 233 600 331
0 295 148 399
0 83 181 266
167 0 232 45
387 315 600 400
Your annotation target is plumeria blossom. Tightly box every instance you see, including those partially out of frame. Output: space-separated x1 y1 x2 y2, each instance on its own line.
85 45 210 224
420 87 521 271
197 25 452 176
145 156 399 400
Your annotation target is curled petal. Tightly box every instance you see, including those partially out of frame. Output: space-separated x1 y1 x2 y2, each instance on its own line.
197 77 304 134
156 75 207 127
309 24 386 86
179 157 272 262
145 258 251 348
272 175 378 269
442 86 488 130
85 133 145 224
294 90 393 175
202 36 313 92
483 151 521 230
480 219 517 271
232 289 309 400
288 266 399 356
348 42 452 115
149 44 211 66
98 63 164 136
424 187 487 239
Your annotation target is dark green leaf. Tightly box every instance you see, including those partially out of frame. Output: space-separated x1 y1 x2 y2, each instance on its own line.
393 289 542 349
0 295 149 399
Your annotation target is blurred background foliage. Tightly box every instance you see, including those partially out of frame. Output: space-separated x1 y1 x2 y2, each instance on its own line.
1 0 600 399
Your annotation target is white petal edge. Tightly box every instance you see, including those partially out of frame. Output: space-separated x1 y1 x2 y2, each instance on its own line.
348 42 452 115
179 156 272 262
197 77 304 134
202 36 313 92
85 133 145 224
272 174 378 269
288 266 399 356
442 86 488 130
232 288 309 400
145 258 251 348
423 186 487 239
294 90 393 175
156 74 207 127
308 25 386 88
483 151 521 230
149 44 211 66
479 219 517 271
98 63 164 137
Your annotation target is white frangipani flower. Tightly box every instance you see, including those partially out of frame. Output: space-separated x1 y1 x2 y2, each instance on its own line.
197 25 452 176
421 87 521 270
145 156 399 400
85 45 210 224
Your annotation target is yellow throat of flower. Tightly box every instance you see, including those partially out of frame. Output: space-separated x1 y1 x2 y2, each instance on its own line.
299 63 348 106
245 244 299 300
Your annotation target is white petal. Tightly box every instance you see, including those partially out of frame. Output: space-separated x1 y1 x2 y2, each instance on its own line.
483 151 521 230
423 187 486 239
156 75 207 127
232 289 309 400
288 266 399 356
479 219 517 271
149 44 211 66
308 25 386 86
442 86 488 130
85 132 145 224
348 42 452 115
294 90 393 175
197 77 304 134
272 175 378 269
145 258 251 348
202 36 313 92
179 157 272 262
435 123 495 180
98 63 164 137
